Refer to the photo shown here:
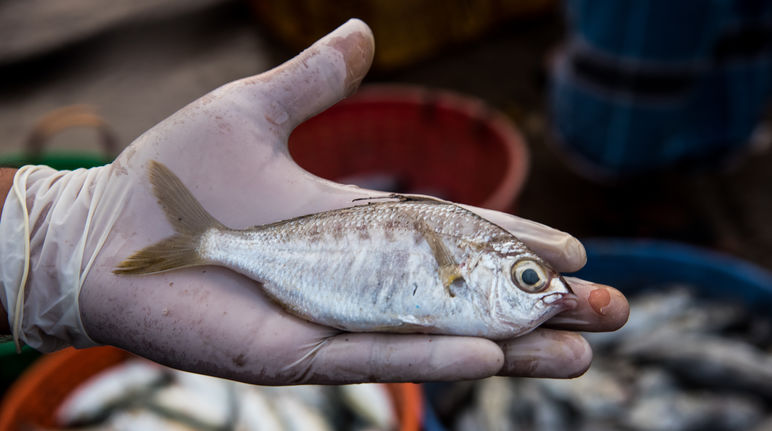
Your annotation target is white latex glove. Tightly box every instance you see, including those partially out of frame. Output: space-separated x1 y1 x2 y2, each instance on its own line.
0 20 628 384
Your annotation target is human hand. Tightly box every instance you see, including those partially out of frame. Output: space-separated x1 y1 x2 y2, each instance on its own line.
1 19 628 384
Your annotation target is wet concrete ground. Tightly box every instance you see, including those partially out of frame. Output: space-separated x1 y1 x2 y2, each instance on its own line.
1 0 770 272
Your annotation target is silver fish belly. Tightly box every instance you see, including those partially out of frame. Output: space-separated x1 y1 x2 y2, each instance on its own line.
115 161 575 340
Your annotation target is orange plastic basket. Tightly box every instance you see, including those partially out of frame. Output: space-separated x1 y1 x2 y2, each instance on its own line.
290 85 529 213
0 346 422 431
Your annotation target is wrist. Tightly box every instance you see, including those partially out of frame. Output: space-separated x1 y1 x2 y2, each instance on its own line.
0 164 129 351
0 167 17 335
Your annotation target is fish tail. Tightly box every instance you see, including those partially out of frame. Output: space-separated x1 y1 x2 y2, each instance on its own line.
114 161 224 275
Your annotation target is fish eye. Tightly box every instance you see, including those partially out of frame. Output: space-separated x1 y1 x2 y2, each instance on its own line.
511 260 549 293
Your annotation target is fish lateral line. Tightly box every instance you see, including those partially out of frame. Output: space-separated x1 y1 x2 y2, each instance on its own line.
351 193 450 205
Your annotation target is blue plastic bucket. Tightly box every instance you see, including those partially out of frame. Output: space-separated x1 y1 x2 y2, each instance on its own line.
550 0 772 178
573 238 772 308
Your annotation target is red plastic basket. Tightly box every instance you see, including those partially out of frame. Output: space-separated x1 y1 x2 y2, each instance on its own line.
290 85 529 212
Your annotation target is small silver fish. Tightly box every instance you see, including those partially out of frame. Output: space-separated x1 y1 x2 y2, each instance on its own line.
114 161 575 339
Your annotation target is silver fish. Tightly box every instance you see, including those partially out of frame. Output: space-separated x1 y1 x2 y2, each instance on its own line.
114 161 575 339
623 391 765 431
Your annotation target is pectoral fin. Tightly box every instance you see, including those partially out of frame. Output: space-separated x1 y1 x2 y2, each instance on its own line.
418 220 464 297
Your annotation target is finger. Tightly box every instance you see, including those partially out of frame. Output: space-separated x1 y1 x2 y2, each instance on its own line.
235 18 374 132
498 328 592 378
459 205 587 272
544 277 629 332
294 334 504 384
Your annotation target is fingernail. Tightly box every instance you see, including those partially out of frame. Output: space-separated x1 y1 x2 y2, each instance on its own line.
566 237 587 268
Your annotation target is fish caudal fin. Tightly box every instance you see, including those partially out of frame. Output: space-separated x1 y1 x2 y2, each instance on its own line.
148 160 224 237
114 161 224 275
113 235 204 275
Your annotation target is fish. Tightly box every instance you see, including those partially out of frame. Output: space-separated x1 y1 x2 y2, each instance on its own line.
114 161 575 339
271 393 334 431
147 369 237 430
339 384 398 430
234 388 284 431
456 376 572 431
617 330 772 397
623 391 764 431
107 409 201 431
32 410 202 431
540 361 631 420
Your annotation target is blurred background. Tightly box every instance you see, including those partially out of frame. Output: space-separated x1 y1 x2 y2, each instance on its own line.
2 0 771 266
2 0 772 430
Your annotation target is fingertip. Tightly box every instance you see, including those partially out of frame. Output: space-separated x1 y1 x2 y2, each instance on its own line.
566 335 593 378
548 278 630 332
538 233 586 273
459 206 586 272
232 19 375 132
328 19 375 96
499 330 592 378
564 236 587 271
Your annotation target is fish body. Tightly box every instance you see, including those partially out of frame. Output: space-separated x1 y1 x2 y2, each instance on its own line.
115 162 574 339
235 388 284 431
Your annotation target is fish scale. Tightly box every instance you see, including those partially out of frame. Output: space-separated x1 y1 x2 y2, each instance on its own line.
115 161 575 339
207 219 461 330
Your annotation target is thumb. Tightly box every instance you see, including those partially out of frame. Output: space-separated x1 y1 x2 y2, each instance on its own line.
235 19 374 133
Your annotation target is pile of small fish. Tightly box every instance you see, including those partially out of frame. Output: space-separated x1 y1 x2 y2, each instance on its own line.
44 359 398 431
443 286 772 431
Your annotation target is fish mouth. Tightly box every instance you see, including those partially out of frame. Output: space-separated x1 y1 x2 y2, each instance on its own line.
558 275 574 294
541 292 578 310
541 277 579 311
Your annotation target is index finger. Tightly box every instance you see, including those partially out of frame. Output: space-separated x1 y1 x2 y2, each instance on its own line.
460 205 587 272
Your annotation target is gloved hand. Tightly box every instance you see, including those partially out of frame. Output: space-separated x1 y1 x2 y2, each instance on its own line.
0 19 628 384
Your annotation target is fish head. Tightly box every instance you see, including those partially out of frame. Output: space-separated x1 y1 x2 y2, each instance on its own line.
482 246 577 338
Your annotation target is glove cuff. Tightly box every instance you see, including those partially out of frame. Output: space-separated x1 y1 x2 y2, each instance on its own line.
0 164 128 352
